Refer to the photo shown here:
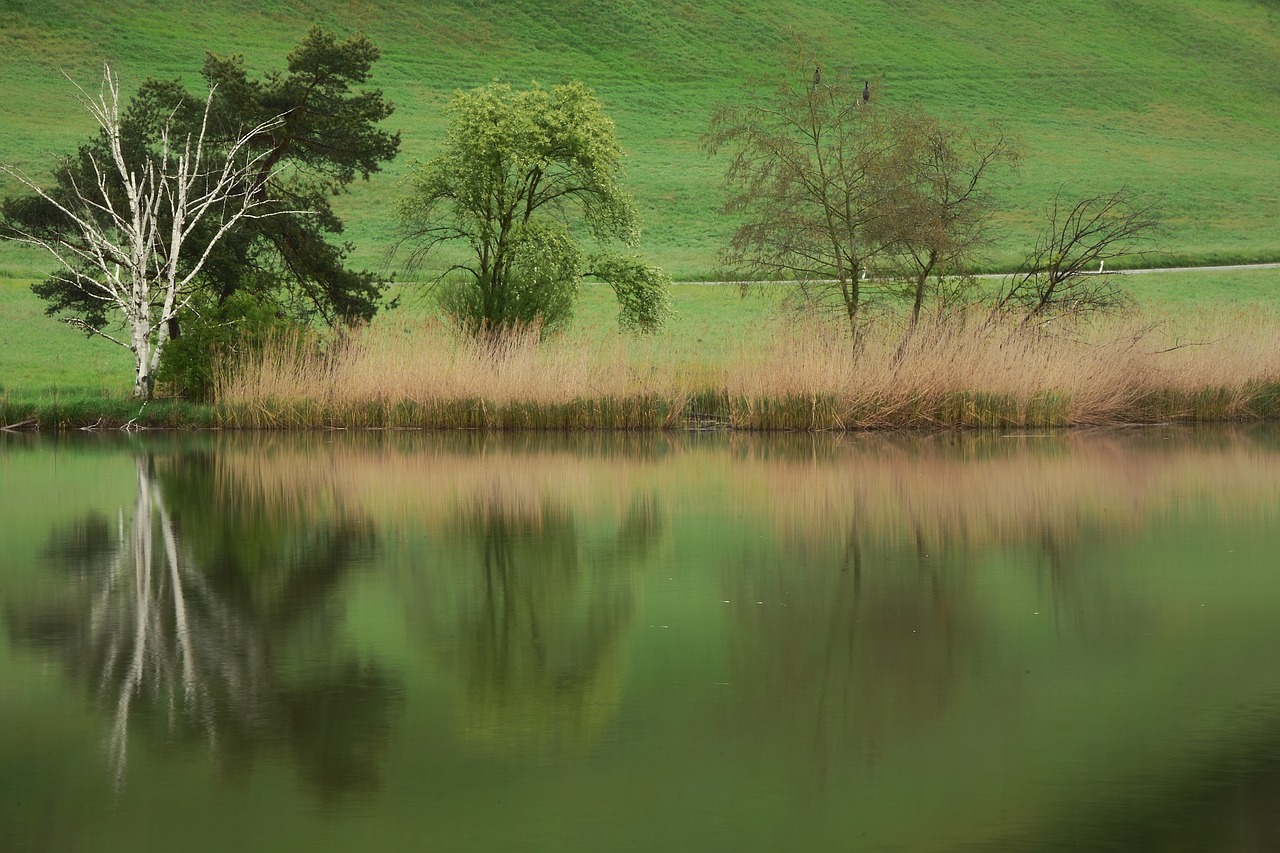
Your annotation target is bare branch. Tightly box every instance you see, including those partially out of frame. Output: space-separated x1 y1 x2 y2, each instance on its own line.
705 43 1016 336
1 63 301 399
63 317 132 349
997 186 1162 322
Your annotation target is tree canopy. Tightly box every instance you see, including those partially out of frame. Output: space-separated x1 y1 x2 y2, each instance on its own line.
877 106 1017 326
0 66 293 398
704 45 1016 334
703 54 889 330
2 27 399 340
396 81 670 336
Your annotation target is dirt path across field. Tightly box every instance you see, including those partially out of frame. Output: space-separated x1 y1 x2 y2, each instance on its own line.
687 262 1280 285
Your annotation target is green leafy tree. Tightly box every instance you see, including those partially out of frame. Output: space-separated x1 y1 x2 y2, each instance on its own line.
396 81 670 336
0 28 399 397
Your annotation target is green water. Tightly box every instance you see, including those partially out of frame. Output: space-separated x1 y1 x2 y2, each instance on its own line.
3 428 1280 852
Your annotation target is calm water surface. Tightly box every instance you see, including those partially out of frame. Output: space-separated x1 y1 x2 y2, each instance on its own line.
3 428 1280 852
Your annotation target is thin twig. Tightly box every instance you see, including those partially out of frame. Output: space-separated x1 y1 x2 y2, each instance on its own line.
1150 338 1224 355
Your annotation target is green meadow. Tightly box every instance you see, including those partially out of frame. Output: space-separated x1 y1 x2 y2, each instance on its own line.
2 0 1279 279
2 1 1278 426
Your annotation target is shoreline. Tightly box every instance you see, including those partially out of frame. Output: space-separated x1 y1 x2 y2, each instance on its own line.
6 386 1280 432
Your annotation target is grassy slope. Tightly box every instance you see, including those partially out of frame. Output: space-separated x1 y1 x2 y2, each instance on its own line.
1 0 1279 281
0 278 132 398
2 1 1278 402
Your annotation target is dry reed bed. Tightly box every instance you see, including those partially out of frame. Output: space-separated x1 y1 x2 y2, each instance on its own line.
214 309 1280 430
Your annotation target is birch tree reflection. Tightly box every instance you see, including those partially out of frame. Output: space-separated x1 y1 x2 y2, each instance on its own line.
7 452 400 801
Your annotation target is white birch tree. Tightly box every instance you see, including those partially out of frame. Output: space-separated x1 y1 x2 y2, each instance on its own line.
1 65 292 399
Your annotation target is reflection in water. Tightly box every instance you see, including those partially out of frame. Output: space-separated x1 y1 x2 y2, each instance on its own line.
408 492 662 751
7 452 401 802
706 429 1280 847
193 433 669 752
999 713 1280 852
719 487 1147 792
722 525 982 794
5 428 1280 851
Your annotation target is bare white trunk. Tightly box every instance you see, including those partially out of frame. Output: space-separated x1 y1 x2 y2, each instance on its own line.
1 64 295 400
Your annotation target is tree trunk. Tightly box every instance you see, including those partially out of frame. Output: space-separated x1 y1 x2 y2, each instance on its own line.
841 269 861 338
133 359 154 400
132 377 153 399
910 250 937 328
131 316 153 400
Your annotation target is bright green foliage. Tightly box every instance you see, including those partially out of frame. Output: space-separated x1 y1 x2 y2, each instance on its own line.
397 81 670 335
436 221 583 333
585 253 673 333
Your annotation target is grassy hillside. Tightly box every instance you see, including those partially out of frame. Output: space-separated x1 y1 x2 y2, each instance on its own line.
2 0 1279 280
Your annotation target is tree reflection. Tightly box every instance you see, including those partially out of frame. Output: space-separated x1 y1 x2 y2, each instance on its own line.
408 493 662 751
721 523 982 788
1005 723 1280 851
7 453 401 802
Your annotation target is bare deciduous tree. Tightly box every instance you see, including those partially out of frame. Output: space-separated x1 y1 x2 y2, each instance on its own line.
703 47 896 334
996 187 1162 322
0 65 291 399
704 46 1016 338
880 108 1018 328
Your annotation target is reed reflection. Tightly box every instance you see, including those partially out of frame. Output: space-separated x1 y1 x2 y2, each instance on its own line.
714 428 1280 797
7 451 401 801
407 491 663 752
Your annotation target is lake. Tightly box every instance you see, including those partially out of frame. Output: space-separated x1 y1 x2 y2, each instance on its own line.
3 427 1280 852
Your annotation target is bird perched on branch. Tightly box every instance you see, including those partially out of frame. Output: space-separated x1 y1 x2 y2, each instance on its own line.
813 65 822 88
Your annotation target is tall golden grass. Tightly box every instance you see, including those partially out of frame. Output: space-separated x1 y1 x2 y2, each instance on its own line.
214 318 684 429
214 308 1280 429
